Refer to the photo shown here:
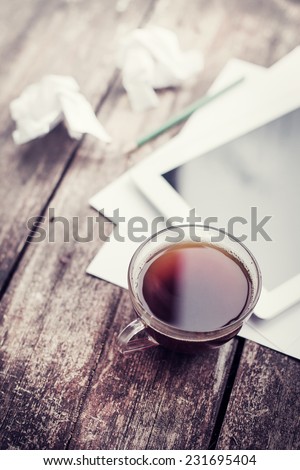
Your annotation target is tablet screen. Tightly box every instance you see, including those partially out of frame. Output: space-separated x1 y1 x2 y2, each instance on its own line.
163 108 300 291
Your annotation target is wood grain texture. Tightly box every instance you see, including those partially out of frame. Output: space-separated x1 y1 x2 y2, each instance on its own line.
68 293 237 450
217 342 300 449
0 132 127 449
0 0 300 451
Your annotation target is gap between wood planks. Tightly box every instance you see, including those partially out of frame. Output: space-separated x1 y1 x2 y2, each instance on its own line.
0 71 115 304
208 338 246 449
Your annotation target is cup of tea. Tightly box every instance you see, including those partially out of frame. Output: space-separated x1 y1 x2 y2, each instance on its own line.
117 225 262 354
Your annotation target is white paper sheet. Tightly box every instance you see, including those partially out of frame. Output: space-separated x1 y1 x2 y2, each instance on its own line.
87 54 300 361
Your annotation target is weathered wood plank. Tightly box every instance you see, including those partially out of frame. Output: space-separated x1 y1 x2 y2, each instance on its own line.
216 342 300 449
0 1 49 58
0 0 154 294
0 132 127 449
68 292 237 450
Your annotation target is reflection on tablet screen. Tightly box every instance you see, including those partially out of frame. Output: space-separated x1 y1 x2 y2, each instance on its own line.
163 108 300 291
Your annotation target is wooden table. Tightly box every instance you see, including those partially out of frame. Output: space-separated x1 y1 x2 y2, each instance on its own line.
0 0 300 450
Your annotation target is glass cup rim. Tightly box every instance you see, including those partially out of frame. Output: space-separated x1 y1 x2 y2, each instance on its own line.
128 224 262 342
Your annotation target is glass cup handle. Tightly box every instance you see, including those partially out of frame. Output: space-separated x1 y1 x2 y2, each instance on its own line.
117 318 158 354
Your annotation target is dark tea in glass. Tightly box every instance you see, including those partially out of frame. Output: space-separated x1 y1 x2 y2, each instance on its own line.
118 225 261 354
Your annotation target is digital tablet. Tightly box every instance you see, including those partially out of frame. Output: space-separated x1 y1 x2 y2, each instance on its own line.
132 106 300 320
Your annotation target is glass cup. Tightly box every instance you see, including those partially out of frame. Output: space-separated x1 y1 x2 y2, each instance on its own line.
117 225 262 354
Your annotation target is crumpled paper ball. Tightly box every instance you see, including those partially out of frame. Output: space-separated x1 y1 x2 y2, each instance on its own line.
117 25 203 111
10 75 111 145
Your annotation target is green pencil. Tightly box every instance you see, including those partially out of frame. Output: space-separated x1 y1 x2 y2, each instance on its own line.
126 76 244 154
